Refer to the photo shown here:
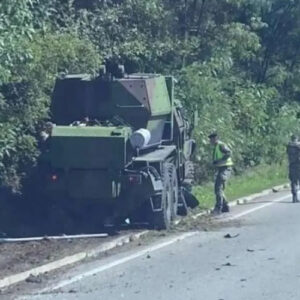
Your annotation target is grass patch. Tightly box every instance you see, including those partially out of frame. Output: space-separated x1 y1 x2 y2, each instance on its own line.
193 164 288 210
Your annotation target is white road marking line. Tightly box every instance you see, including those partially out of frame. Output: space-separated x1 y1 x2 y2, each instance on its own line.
228 194 290 220
19 193 292 298
38 232 198 294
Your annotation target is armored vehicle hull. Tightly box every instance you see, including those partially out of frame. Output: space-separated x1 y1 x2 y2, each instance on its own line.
42 70 197 230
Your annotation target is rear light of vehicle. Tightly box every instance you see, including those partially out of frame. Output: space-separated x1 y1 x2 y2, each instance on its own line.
51 174 58 181
127 174 142 184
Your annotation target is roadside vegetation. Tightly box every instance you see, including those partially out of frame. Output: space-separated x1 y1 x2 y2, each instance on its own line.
0 0 299 198
194 163 288 209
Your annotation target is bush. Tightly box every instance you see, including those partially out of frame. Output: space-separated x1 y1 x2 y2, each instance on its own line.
0 32 102 191
177 62 298 183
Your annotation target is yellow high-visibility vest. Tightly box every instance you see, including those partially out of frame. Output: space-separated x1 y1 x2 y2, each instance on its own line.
213 142 233 167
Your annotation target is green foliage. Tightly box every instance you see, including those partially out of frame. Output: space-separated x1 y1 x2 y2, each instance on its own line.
0 28 101 190
193 163 288 210
0 0 36 83
1 0 300 192
75 0 175 72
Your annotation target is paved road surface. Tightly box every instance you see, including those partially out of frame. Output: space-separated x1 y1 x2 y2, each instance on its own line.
16 190 300 300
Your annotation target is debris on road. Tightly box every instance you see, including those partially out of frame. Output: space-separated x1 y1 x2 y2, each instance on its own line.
224 233 239 239
0 232 142 281
222 262 235 267
25 274 42 284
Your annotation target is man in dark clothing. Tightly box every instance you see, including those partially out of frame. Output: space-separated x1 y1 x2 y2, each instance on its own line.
209 132 233 214
39 122 54 152
287 135 300 203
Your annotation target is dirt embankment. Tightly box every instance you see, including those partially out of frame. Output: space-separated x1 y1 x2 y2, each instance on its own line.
0 233 130 280
0 209 242 281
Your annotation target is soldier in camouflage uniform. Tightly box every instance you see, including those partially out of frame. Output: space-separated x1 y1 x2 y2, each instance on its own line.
209 132 233 214
287 135 300 203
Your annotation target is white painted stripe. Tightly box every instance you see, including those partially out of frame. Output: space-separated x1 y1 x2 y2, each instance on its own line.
0 252 87 290
18 192 291 298
38 232 198 294
0 232 148 291
0 233 108 243
228 194 290 220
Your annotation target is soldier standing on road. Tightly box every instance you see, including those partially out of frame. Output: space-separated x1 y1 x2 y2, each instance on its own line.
209 132 233 214
287 135 300 203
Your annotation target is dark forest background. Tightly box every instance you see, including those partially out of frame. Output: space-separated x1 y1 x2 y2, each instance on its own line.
1 0 300 193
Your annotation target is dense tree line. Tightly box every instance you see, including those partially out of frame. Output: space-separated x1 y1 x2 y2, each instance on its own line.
0 0 300 192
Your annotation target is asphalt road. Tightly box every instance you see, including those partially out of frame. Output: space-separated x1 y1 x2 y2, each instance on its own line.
16 190 300 300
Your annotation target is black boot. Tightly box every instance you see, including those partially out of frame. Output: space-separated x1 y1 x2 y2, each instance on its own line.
211 206 222 215
222 201 230 212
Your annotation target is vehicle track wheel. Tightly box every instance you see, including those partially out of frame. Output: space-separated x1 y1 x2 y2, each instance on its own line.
152 164 172 230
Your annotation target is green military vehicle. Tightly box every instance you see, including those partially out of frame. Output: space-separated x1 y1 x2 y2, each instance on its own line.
43 67 197 230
